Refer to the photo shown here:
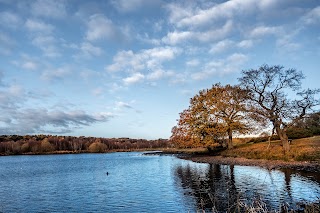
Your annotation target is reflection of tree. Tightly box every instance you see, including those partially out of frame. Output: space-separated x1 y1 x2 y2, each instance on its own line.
175 163 320 212
280 168 320 204
175 164 239 212
283 168 293 202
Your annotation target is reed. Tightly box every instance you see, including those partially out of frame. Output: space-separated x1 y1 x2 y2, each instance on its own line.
197 197 320 213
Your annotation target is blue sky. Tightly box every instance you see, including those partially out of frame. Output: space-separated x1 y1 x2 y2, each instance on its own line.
0 0 319 139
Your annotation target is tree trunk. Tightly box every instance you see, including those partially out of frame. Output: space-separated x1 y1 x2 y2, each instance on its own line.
275 126 290 154
267 127 275 150
227 128 233 149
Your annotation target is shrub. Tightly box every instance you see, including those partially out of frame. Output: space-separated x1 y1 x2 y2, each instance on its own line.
88 142 107 153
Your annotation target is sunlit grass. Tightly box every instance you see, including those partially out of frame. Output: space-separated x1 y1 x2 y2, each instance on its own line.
166 136 320 162
221 136 320 162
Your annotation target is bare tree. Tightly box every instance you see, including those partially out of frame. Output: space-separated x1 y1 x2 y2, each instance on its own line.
239 64 319 153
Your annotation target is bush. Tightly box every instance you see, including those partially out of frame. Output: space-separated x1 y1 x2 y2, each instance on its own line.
88 142 107 153
248 135 279 143
286 128 313 139
40 138 54 153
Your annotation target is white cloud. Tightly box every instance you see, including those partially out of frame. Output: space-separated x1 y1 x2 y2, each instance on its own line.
0 11 22 29
168 0 277 29
186 59 200 67
123 73 145 85
302 6 320 25
227 53 248 64
237 39 254 48
146 69 174 81
153 21 163 32
0 84 25 109
73 42 103 60
209 39 234 54
0 73 112 135
162 31 192 45
169 72 188 84
111 0 162 13
22 61 38 70
108 82 124 93
249 25 282 38
165 2 196 26
8 85 24 97
276 35 300 53
162 20 233 45
12 55 42 71
0 109 112 135
32 35 60 57
106 50 140 72
115 101 133 109
86 14 118 41
80 69 100 81
71 42 104 60
191 53 248 80
25 19 54 34
0 32 15 55
81 42 103 56
106 46 181 74
41 66 71 81
31 0 67 19
92 87 104 96
0 71 4 86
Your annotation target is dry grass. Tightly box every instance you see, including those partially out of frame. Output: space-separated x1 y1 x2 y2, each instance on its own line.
157 147 209 154
221 136 320 162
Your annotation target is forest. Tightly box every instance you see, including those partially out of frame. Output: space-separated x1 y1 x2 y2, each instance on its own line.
0 135 169 155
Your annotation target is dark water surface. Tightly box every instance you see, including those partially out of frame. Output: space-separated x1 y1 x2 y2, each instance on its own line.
0 152 319 212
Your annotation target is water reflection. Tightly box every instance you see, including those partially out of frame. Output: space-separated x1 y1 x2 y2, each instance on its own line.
174 163 320 212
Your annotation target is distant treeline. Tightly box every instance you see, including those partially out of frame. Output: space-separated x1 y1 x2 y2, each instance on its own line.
0 135 170 155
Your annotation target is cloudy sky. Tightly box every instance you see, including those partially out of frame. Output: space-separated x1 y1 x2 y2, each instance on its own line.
0 0 319 139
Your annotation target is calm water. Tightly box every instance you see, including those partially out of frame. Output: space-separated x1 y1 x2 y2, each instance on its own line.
0 152 319 212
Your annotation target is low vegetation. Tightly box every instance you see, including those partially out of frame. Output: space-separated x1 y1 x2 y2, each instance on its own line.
222 198 320 213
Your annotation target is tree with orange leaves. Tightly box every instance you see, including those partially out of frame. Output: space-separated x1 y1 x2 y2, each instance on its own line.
171 83 255 149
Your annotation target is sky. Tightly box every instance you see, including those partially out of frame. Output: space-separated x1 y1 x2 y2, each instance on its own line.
0 0 319 139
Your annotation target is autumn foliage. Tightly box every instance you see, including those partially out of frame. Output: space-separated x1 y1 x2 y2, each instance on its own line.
171 84 256 149
0 135 169 155
171 65 319 153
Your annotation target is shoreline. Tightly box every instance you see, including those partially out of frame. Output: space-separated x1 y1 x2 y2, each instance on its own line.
179 154 320 172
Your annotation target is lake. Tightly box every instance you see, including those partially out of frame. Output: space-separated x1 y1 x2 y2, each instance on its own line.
0 152 319 212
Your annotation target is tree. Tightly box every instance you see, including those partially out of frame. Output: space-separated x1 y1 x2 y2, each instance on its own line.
40 138 54 153
170 109 202 148
239 64 319 153
286 111 320 139
88 139 107 153
171 83 254 149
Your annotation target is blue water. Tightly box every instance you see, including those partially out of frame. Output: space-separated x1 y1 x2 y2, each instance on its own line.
0 152 319 212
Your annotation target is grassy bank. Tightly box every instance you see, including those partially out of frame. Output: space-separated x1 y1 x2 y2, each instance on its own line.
163 136 320 162
159 136 320 171
221 136 320 162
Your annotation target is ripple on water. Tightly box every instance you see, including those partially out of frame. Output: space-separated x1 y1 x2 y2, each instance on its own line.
0 153 319 212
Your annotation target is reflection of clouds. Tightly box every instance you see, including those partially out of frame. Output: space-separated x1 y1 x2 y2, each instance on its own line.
174 163 320 212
